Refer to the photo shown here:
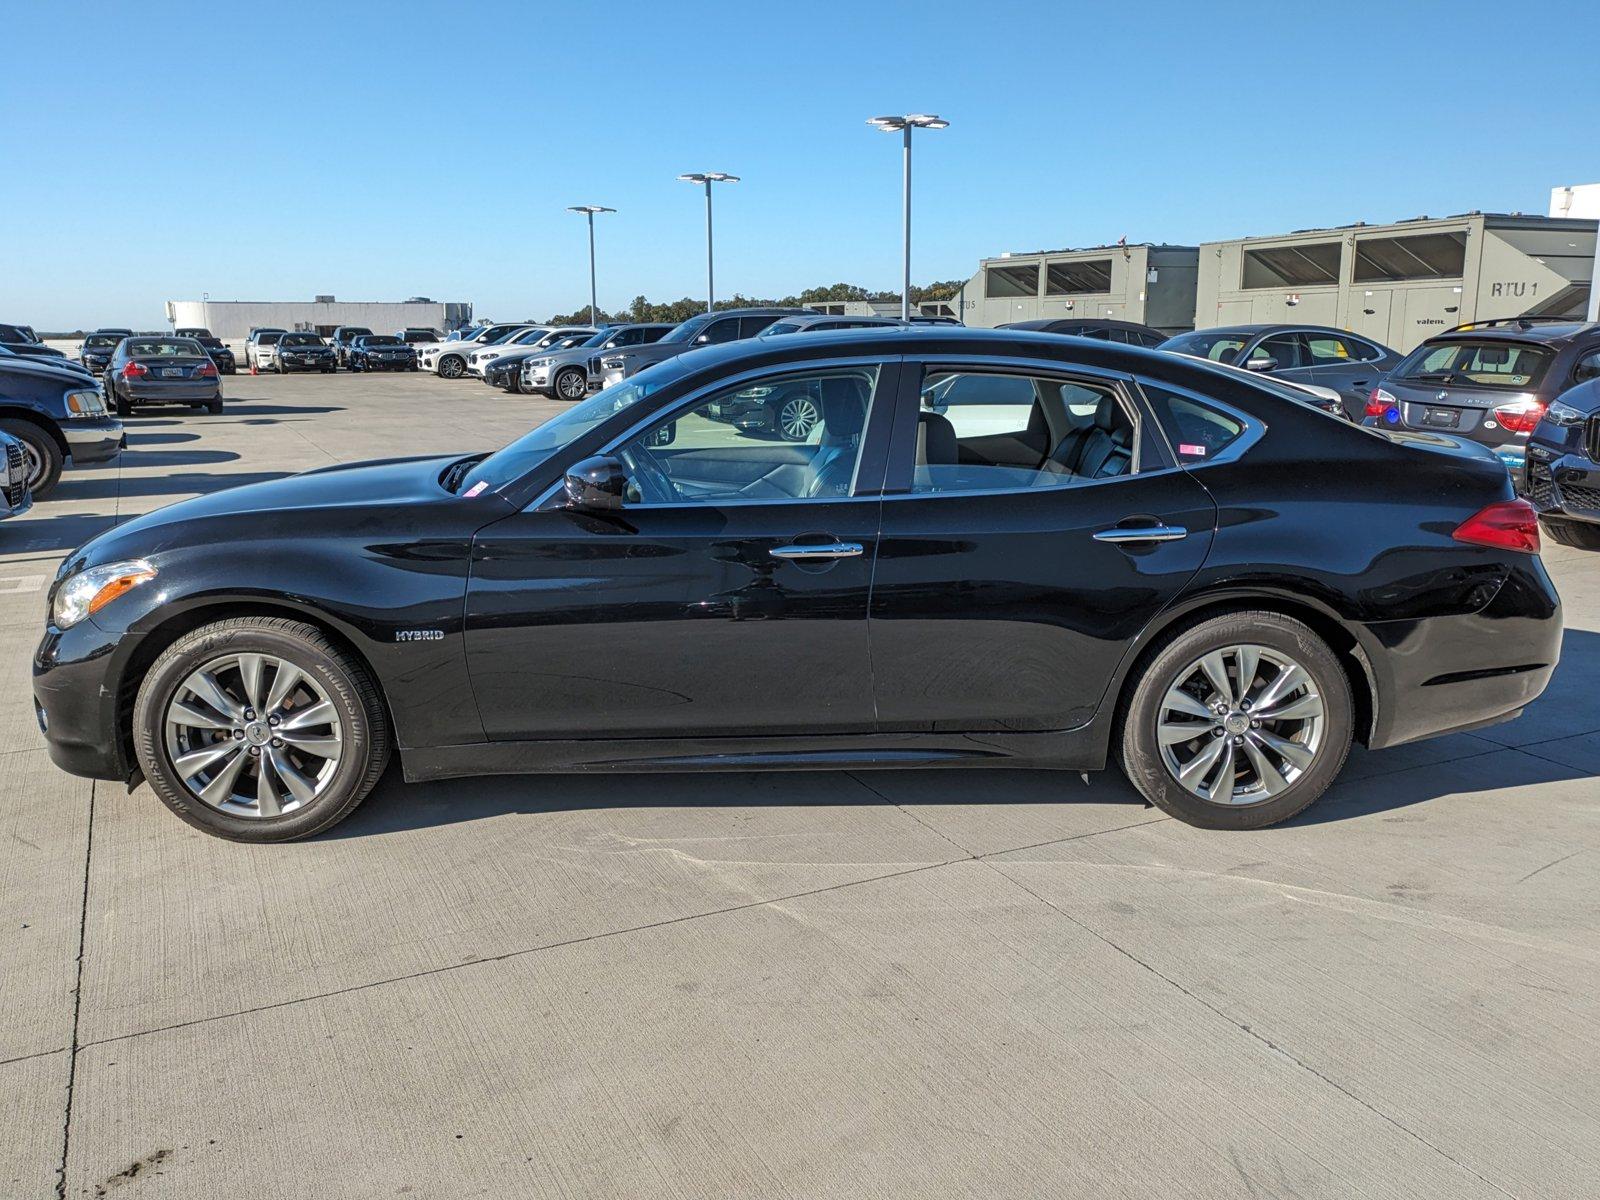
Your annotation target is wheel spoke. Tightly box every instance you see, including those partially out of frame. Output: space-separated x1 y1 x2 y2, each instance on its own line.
187 670 244 722
279 698 335 731
1233 646 1260 705
168 700 233 731
1162 689 1213 720
197 746 250 806
1253 664 1305 714
268 747 317 804
173 740 240 780
1178 736 1227 790
255 755 283 817
1254 728 1315 771
1241 735 1289 796
278 731 340 759
264 662 304 714
1255 692 1324 723
238 654 266 711
1158 720 1210 747
1209 741 1237 803
1198 651 1232 702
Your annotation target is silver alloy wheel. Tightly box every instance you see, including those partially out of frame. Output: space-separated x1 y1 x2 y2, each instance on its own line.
1155 643 1325 806
439 355 464 379
18 439 45 489
779 394 821 442
556 368 586 400
163 653 343 818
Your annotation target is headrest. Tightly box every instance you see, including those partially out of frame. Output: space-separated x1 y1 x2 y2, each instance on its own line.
819 377 868 438
1094 395 1122 432
917 410 959 465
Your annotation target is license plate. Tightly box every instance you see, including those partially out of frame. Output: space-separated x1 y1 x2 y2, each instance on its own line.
1421 407 1459 429
161 368 182 378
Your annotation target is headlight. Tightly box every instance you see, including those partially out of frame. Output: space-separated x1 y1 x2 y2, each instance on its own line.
52 559 157 629
64 388 108 419
527 358 552 369
1545 401 1588 427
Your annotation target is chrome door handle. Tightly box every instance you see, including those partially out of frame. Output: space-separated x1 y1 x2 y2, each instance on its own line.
770 542 864 560
1093 525 1188 544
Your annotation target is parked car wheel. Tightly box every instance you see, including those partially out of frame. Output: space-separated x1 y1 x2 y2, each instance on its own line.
1117 611 1353 830
437 354 466 379
1542 516 1600 551
206 397 224 414
0 418 63 498
132 616 391 843
554 367 587 401
777 391 822 442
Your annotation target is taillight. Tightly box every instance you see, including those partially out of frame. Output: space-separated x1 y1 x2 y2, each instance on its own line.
196 361 218 379
1491 400 1546 436
1365 386 1400 423
121 361 148 379
1452 498 1540 554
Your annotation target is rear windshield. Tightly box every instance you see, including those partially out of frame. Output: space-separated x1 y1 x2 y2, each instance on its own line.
1394 339 1554 392
129 339 204 357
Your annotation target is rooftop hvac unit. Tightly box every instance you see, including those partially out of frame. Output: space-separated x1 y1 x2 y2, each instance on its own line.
314 295 335 304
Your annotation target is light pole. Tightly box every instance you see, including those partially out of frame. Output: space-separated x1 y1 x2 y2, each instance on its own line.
677 172 739 314
867 114 949 321
566 205 615 327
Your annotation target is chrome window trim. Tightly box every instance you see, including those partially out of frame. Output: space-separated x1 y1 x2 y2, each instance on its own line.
1131 376 1267 469
527 353 899 512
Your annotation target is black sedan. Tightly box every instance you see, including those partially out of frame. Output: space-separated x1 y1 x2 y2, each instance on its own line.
193 335 236 375
35 328 1561 842
104 336 222 415
272 333 336 374
1523 375 1600 550
1000 317 1170 347
79 332 124 374
347 334 418 372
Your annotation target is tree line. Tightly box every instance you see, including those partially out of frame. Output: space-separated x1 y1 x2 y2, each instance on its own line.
539 280 969 326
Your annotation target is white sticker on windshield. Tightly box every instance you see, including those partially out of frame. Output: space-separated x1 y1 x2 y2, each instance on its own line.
463 481 487 498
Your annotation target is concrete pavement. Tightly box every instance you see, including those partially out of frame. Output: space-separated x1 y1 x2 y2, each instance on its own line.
3 370 1597 1198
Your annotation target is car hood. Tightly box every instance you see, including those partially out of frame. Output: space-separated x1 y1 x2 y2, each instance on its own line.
1 357 95 384
67 454 483 568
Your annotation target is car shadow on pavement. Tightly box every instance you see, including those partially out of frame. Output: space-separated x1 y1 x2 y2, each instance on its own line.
1 511 118 554
58 471 294 503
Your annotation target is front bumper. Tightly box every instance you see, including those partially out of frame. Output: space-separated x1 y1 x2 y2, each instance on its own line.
34 617 136 781
63 417 126 463
1523 438 1600 525
277 355 335 371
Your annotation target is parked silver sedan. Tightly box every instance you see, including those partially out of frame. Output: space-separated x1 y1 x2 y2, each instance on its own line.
520 323 674 399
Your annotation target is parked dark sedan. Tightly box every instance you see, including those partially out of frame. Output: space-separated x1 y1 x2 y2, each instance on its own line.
34 329 1560 842
330 326 374 368
104 336 223 415
1 356 122 496
193 336 236 375
1160 324 1400 419
1365 319 1600 470
1001 317 1170 347
1522 375 1600 549
347 334 417 372
78 332 124 374
0 322 68 362
272 332 337 374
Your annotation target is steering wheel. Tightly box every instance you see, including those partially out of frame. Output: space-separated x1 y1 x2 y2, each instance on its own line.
618 444 676 505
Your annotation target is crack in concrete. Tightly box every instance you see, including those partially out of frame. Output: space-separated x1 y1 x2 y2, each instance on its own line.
55 778 96 1200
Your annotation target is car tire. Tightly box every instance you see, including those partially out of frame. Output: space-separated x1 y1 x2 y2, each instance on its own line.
207 397 224 414
1541 516 1600 551
0 418 64 499
133 616 391 843
554 367 587 401
1116 610 1353 830
776 391 821 442
438 355 465 379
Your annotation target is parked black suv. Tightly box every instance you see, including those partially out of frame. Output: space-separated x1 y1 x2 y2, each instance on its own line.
1 322 69 363
0 356 122 497
1365 319 1600 468
1160 324 1400 419
330 326 374 368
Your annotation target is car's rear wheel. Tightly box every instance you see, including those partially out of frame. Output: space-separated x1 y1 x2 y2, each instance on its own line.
0 418 63 498
1542 516 1600 551
438 355 465 379
554 367 587 401
133 617 390 842
1118 611 1352 829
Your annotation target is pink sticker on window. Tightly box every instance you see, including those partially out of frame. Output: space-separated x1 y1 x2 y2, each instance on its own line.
463 480 488 497
1178 443 1207 457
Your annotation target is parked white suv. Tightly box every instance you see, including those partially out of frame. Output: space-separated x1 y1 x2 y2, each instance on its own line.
416 323 529 378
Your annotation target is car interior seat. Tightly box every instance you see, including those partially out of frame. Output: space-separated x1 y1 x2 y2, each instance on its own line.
802 377 869 498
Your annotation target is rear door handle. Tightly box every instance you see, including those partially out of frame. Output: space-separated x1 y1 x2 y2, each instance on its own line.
1093 525 1188 544
770 542 864 560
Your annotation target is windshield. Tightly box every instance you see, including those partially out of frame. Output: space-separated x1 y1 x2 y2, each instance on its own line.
579 329 615 349
459 375 668 495
129 339 205 357
340 328 372 338
256 332 283 345
1159 330 1251 362
84 335 119 349
281 333 323 347
658 316 709 344
1394 339 1554 392
362 335 403 346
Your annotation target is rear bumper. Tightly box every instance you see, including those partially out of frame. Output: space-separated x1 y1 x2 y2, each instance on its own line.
63 418 125 463
124 382 221 401
1361 556 1562 749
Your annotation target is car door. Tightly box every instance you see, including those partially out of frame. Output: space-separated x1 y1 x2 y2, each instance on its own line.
867 357 1217 732
464 357 901 740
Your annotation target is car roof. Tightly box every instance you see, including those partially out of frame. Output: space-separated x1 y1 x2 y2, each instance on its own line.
1184 323 1361 337
1426 320 1598 345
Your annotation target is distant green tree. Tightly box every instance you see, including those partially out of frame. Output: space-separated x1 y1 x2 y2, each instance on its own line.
545 279 968 326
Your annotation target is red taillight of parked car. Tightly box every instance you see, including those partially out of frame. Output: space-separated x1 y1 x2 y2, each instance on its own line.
122 361 148 379
1452 498 1540 554
195 361 218 379
1491 400 1547 435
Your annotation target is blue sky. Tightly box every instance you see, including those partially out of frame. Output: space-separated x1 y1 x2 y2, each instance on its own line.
4 0 1597 329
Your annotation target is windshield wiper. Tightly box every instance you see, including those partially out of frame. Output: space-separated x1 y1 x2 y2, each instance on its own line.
1406 370 1459 384
441 458 478 494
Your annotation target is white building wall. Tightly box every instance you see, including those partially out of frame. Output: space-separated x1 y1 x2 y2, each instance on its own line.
164 299 471 341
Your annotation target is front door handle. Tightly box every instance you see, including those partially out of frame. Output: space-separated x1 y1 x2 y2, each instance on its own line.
770 542 864 560
1093 525 1188 544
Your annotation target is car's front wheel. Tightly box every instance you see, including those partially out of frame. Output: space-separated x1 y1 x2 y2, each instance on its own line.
554 367 587 401
438 355 465 379
0 418 63 498
1118 611 1352 829
133 617 390 842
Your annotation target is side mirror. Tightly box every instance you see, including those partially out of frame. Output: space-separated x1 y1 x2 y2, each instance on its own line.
563 455 629 510
694 333 710 344
1245 356 1277 373
649 421 677 448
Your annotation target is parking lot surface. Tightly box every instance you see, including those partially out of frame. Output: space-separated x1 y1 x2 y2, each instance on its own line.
4 371 1599 1199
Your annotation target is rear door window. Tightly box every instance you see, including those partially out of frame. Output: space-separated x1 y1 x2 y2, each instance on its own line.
1142 383 1247 463
738 315 782 338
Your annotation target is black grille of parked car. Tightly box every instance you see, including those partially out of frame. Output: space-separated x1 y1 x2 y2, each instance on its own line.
1586 415 1600 463
1562 484 1600 512
3 439 27 508
1527 462 1554 508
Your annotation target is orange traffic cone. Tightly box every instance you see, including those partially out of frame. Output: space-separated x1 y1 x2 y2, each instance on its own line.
250 362 258 376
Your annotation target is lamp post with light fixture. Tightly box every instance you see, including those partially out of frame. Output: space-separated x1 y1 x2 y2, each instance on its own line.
677 172 739 314
566 205 615 328
867 114 949 321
